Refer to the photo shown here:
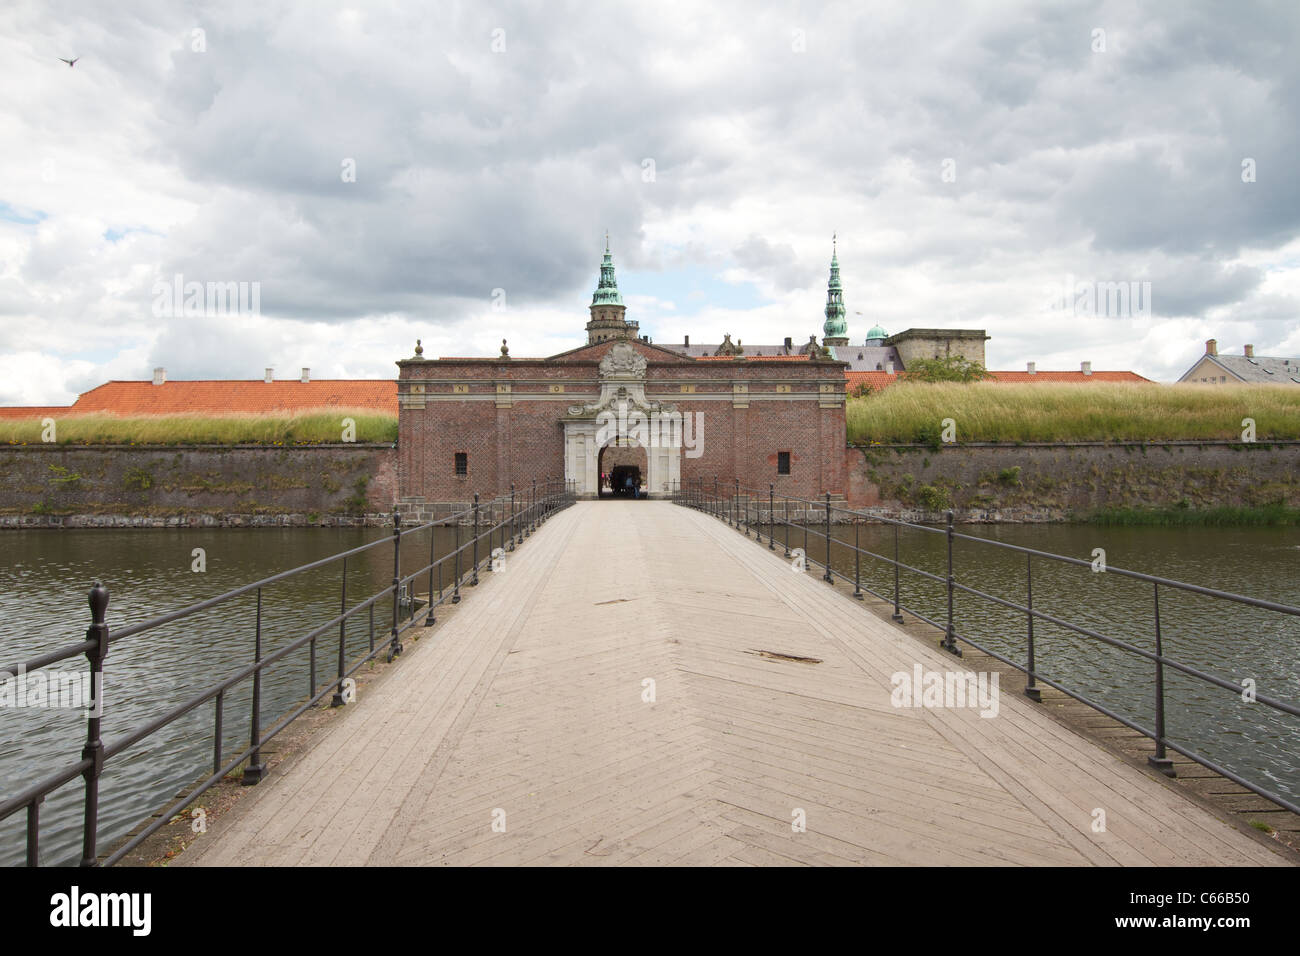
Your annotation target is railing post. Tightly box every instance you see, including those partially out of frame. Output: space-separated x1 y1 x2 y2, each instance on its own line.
213 690 224 776
509 483 517 550
425 523 437 626
803 504 809 565
892 522 903 622
733 477 738 527
309 622 317 703
388 507 403 662
1024 553 1041 701
941 510 961 656
1148 583 1176 776
244 587 267 785
79 581 109 865
784 496 791 557
714 476 719 520
332 557 349 706
471 493 480 586
852 517 862 599
823 493 833 582
768 484 775 550
528 479 536 535
453 514 461 604
26 799 41 867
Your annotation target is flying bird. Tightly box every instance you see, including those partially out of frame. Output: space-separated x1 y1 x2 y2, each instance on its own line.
59 57 79 68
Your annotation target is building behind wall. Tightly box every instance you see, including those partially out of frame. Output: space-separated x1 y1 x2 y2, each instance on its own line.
396 241 849 508
1178 339 1300 385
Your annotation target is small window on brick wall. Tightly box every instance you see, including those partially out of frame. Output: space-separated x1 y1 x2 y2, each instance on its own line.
777 452 791 475
454 452 468 476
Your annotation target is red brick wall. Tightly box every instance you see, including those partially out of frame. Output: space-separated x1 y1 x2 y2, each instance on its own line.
398 343 847 502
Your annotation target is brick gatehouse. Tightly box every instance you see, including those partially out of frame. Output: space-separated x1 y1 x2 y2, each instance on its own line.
396 240 848 505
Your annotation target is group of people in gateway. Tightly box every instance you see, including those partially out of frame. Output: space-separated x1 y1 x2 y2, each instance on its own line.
601 470 643 499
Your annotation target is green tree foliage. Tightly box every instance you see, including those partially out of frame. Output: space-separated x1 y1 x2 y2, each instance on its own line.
899 355 991 383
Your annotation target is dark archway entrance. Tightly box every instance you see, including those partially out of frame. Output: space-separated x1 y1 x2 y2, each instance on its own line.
598 443 648 498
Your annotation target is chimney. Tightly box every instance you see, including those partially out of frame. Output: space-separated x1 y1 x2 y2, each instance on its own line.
684 335 689 347
301 367 310 383
1244 344 1254 358
152 367 166 386
264 367 274 383
1081 361 1092 375
1027 361 1036 374
1206 338 1218 356
784 336 792 351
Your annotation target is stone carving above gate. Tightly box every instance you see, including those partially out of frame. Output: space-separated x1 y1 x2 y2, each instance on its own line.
598 341 648 380
566 342 675 421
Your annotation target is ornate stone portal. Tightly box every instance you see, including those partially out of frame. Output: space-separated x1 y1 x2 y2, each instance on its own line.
562 342 682 497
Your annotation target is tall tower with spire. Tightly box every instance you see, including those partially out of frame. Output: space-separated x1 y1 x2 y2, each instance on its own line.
586 234 637 344
822 234 848 348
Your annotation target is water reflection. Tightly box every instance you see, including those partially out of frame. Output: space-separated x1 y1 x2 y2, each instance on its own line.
0 523 492 867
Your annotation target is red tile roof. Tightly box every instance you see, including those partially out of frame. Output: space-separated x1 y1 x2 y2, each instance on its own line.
0 380 397 419
0 406 70 420
985 370 1152 383
845 371 900 391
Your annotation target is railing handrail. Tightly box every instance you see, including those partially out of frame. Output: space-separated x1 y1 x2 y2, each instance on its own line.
0 478 575 866
674 476 1300 817
728 481 1300 618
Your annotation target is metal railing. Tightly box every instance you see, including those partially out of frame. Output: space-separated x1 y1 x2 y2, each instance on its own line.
674 477 1300 815
0 478 574 866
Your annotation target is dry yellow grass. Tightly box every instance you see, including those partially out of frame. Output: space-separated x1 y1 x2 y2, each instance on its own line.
0 409 398 445
847 382 1300 443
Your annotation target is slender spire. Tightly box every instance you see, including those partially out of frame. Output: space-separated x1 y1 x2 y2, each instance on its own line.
823 235 847 339
592 235 624 306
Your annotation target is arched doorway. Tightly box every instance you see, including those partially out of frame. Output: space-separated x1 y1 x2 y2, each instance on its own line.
598 441 648 498
560 342 683 498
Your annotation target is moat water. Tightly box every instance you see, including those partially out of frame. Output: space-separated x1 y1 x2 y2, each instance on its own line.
0 517 1296 866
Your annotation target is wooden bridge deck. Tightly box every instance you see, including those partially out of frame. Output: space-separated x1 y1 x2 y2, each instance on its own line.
182 501 1289 866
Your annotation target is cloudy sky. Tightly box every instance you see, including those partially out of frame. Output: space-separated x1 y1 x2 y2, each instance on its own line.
2 0 1298 404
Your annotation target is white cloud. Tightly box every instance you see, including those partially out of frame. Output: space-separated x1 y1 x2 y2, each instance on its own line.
1 0 1298 402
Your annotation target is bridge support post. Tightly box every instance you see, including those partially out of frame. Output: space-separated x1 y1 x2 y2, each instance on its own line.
509 484 517 550
452 515 461 604
853 519 862 599
244 587 268 784
425 525 437 626
471 493 480 586
1024 553 1041 701
769 485 775 550
783 496 791 558
332 557 349 706
1148 583 1177 777
388 508 403 662
823 493 834 583
941 511 962 657
892 522 904 622
79 582 109 865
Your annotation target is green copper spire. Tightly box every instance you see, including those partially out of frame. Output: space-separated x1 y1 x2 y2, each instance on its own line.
823 233 847 339
592 232 625 307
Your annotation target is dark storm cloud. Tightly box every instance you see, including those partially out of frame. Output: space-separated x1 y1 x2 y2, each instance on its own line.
3 0 1300 401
